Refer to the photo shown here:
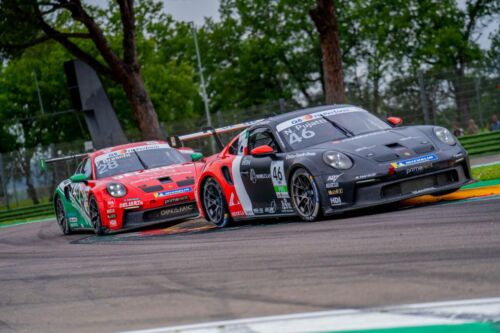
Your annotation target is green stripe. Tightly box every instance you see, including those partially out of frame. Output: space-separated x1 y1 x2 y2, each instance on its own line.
320 323 500 333
462 180 500 189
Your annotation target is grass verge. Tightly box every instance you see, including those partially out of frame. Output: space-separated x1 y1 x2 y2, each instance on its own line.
472 163 500 181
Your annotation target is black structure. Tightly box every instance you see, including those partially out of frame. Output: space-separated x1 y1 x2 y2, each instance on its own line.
64 60 128 149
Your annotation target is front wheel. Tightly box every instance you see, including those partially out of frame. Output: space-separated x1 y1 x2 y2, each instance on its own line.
290 168 322 222
89 196 105 235
202 178 232 228
55 196 72 235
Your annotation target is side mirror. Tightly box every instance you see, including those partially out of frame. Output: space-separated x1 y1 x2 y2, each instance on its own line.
70 173 88 183
387 116 403 127
191 152 204 162
250 145 275 156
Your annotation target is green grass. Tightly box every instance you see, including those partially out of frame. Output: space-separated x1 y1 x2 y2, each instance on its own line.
472 163 500 181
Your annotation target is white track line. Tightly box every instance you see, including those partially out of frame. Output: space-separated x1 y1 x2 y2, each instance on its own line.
120 297 500 333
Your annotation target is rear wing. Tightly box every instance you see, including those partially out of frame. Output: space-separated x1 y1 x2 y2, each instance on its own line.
40 153 88 172
167 119 264 150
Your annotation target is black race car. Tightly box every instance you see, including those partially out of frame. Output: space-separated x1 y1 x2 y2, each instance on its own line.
192 104 472 225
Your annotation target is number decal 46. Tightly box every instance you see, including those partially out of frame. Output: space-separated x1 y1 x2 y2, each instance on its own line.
271 161 289 198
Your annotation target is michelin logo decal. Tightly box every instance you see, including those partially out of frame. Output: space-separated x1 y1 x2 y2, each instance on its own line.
391 154 438 169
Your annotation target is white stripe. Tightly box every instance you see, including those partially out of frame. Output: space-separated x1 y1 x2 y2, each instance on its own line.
120 297 500 333
472 161 500 168
231 156 254 216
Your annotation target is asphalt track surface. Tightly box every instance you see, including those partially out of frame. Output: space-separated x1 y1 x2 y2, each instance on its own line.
0 197 499 333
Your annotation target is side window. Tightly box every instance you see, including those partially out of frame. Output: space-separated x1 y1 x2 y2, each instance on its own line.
248 128 280 153
75 160 85 175
83 158 92 179
227 137 239 155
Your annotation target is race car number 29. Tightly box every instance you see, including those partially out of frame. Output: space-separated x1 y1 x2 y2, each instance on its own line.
271 161 289 198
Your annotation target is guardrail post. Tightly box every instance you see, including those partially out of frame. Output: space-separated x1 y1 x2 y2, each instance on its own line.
0 154 10 210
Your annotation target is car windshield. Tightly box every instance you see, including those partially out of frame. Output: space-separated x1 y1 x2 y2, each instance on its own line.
94 144 187 179
276 107 390 150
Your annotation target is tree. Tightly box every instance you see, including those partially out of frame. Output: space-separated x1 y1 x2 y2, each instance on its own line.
0 0 163 140
410 0 500 125
310 0 345 104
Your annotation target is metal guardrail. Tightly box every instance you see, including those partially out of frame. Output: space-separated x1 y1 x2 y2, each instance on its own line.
460 131 500 156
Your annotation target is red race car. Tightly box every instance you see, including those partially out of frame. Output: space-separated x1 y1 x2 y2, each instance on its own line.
44 141 204 235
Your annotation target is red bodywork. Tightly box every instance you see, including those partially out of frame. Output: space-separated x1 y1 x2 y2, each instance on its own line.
195 136 247 220
83 141 204 232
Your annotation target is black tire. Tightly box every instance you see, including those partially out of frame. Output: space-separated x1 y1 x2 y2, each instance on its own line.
290 168 322 222
55 196 72 235
202 178 232 227
89 195 105 235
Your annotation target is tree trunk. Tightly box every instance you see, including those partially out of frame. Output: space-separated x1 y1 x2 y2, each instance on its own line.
20 152 39 205
122 71 164 140
310 0 345 104
453 64 470 126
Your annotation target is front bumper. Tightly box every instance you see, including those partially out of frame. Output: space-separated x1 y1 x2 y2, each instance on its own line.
318 156 473 216
121 202 199 229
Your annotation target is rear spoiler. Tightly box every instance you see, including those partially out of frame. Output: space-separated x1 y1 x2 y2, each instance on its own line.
40 153 88 171
167 119 264 150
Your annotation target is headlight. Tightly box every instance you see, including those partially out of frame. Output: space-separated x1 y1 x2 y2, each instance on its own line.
106 183 127 197
323 151 353 170
433 127 456 145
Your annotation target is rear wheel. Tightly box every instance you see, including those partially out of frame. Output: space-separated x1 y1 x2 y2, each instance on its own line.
55 196 72 235
89 196 105 235
290 168 321 222
202 178 232 227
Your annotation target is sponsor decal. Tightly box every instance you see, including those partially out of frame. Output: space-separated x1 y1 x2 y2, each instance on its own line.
253 208 264 214
285 152 317 159
109 219 117 227
107 214 117 219
325 182 339 189
164 195 189 205
280 199 293 212
119 200 143 208
330 196 342 206
391 154 438 169
229 192 240 207
327 174 343 182
270 161 289 198
68 217 78 223
107 199 115 208
232 210 245 217
276 107 364 132
264 200 277 214
124 197 140 201
154 187 192 198
241 158 251 166
106 208 115 214
249 169 271 184
328 188 344 195
159 205 193 217
405 164 432 175
95 144 171 163
355 173 376 180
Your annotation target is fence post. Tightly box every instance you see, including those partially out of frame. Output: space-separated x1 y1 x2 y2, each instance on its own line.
0 154 10 210
279 98 286 114
475 78 483 128
418 70 430 125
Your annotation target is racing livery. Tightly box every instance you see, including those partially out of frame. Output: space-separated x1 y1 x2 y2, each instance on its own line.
46 141 204 235
191 104 472 226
